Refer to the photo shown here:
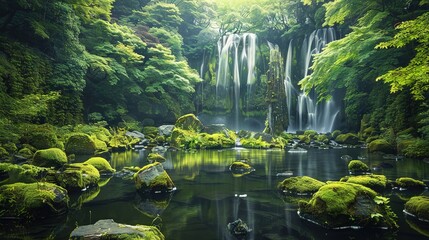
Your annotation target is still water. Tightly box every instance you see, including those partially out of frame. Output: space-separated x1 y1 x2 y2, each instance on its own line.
2 147 429 239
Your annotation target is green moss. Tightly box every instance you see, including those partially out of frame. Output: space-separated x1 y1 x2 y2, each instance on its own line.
134 162 175 192
278 176 326 194
298 182 397 229
65 133 96 155
368 139 395 153
33 148 68 169
0 182 69 220
331 130 342 139
405 196 429 221
315 134 329 144
147 153 166 163
340 174 388 192
335 133 359 145
143 126 159 139
93 137 108 152
0 163 56 185
298 134 311 144
395 177 426 189
23 130 60 150
240 136 271 149
84 157 115 174
304 130 318 139
56 163 100 191
1 142 17 153
348 160 370 173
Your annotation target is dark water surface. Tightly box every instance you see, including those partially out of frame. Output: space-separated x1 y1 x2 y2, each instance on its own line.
1 147 429 239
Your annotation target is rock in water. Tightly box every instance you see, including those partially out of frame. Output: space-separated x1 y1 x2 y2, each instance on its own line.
70 219 165 240
134 162 175 193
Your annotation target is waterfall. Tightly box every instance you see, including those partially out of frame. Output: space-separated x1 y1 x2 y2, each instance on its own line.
284 40 295 130
292 28 338 133
215 33 258 130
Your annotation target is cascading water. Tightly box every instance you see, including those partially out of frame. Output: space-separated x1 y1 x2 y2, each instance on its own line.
215 33 258 130
286 28 339 133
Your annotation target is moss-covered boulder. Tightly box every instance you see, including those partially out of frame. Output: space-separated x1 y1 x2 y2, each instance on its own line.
69 219 165 240
404 196 429 222
134 162 175 193
278 176 326 195
65 133 96 155
147 153 166 163
56 163 100 191
299 182 398 229
340 174 388 192
33 148 68 169
84 157 115 174
175 114 204 132
395 177 426 190
0 182 69 220
368 139 395 153
0 163 56 185
24 130 60 150
229 161 254 177
335 133 359 145
348 160 370 174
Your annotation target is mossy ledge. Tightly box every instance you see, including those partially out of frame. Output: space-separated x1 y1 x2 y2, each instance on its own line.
404 196 429 222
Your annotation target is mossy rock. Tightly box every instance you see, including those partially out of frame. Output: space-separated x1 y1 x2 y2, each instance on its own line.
70 219 165 240
0 147 8 160
174 114 204 132
33 148 68 169
348 160 370 174
24 131 60 150
147 153 166 163
278 176 326 194
56 163 100 191
404 196 429 222
65 133 96 155
17 147 34 159
0 163 56 185
331 130 342 139
199 133 235 149
340 174 388 192
395 177 426 190
335 133 359 145
298 182 398 229
0 182 69 220
229 161 254 177
170 128 198 149
368 139 395 153
134 162 175 193
84 157 115 174
93 138 108 152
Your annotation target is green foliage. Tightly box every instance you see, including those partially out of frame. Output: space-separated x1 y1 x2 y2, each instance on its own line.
376 12 429 100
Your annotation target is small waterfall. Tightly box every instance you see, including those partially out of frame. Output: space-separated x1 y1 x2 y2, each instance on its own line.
215 33 258 130
293 28 338 132
284 40 295 130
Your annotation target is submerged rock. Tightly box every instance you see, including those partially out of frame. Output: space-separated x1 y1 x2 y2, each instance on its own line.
404 196 429 222
32 148 67 169
69 219 165 240
0 182 68 221
298 182 398 229
227 218 252 238
229 161 255 177
278 176 325 195
134 162 175 193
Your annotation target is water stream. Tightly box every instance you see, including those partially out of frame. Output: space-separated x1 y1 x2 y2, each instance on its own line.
2 148 428 239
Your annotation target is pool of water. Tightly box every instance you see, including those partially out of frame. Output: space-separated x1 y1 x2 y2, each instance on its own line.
1 147 429 239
